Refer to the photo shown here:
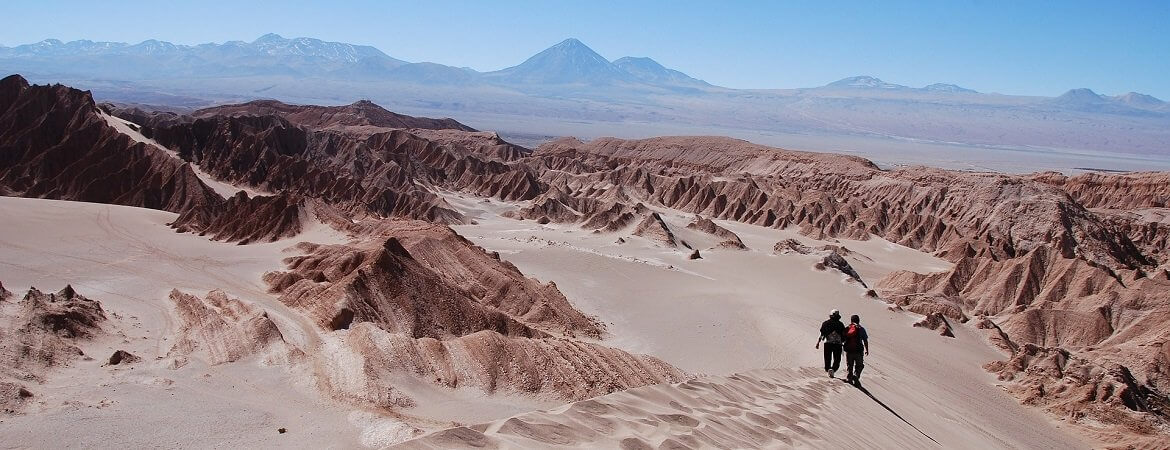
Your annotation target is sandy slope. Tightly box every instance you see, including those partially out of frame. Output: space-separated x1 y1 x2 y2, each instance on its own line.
0 197 624 447
0 197 379 447
397 368 941 449
0 193 1092 448
100 112 267 198
425 191 1092 448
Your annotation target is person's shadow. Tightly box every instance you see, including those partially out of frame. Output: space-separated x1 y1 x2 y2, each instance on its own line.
845 379 940 445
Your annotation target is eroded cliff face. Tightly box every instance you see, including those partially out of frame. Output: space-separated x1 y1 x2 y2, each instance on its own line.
1032 171 1170 210
0 75 223 220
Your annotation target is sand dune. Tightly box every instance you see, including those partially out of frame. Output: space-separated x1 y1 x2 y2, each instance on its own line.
436 192 1090 448
397 368 943 449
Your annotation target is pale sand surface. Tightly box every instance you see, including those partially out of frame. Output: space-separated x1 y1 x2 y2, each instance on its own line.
0 197 546 447
0 193 1091 448
398 368 942 449
440 191 1091 448
0 196 363 447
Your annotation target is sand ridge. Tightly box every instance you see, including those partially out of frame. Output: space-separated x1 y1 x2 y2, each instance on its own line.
396 368 941 449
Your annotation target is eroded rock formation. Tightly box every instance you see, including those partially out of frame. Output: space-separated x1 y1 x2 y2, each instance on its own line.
0 75 223 223
632 212 678 247
168 289 295 366
263 226 680 406
193 99 475 134
266 237 547 339
686 215 746 249
325 324 684 408
0 285 105 383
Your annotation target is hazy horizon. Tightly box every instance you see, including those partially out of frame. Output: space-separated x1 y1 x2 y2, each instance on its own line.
2 1 1168 98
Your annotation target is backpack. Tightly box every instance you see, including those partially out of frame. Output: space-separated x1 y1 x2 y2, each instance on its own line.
826 330 843 345
844 324 862 350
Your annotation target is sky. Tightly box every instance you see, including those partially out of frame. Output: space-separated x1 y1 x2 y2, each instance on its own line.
1 0 1168 98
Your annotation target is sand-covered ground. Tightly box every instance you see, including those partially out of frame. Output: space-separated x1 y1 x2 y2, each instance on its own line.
0 193 1092 448
430 191 1092 448
0 197 379 447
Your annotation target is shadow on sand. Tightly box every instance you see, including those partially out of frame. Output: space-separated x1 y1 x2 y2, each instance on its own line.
846 379 940 445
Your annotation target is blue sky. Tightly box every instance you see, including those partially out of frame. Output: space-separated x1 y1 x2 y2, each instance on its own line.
2 0 1167 98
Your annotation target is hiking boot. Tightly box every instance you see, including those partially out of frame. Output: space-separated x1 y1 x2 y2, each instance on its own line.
827 370 834 378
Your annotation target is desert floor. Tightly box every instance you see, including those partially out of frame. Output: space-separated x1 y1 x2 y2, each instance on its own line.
0 193 1092 448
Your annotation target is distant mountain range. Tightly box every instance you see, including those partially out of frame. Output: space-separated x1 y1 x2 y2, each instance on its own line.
1 34 1167 157
821 76 979 93
7 34 1163 101
1052 87 1170 114
0 35 711 90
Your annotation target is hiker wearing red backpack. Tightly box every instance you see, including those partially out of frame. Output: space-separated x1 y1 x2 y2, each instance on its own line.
844 314 870 385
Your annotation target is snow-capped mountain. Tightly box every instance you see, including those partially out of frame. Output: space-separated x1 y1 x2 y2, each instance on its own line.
0 34 408 79
611 56 709 86
484 38 636 85
822 77 978 93
923 83 977 93
0 35 711 88
824 76 909 90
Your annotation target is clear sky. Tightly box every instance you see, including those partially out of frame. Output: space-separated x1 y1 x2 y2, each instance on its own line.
2 0 1167 98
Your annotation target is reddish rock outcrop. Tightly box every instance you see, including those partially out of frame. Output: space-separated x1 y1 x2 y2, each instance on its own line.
0 75 224 223
632 212 678 247
774 239 813 255
329 324 684 408
528 137 1149 271
106 350 141 366
1032 171 1170 210
686 215 746 249
913 312 955 337
266 221 603 339
985 344 1170 448
0 285 105 383
255 219 682 406
390 223 602 338
193 99 475 134
266 237 543 339
406 128 531 161
173 192 306 244
168 289 294 365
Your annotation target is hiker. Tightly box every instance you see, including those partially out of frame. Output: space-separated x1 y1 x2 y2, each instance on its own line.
844 314 870 385
815 309 846 378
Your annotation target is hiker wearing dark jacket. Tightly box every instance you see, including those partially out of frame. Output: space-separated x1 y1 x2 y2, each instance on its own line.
844 314 870 385
815 309 846 378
